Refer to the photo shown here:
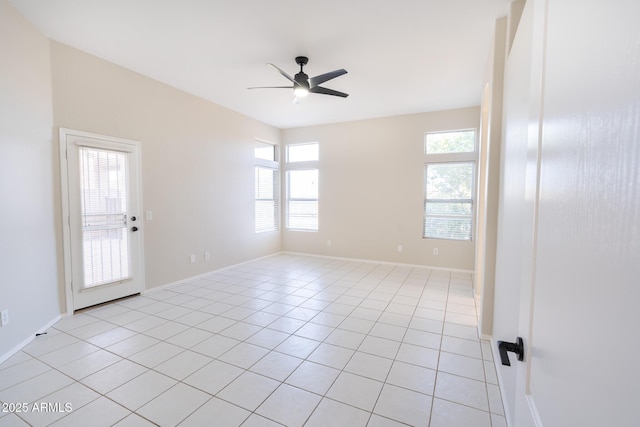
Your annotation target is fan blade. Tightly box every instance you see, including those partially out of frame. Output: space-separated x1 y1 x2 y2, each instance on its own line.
309 86 349 98
248 86 293 90
309 69 347 88
267 63 296 84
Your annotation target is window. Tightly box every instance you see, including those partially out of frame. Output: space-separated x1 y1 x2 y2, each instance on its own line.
255 141 279 233
285 142 319 231
424 130 476 240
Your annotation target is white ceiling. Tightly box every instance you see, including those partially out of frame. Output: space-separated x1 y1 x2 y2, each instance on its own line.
10 0 509 129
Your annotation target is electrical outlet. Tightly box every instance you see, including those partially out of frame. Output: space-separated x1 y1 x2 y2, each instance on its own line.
204 252 210 261
397 244 403 253
326 240 332 247
433 248 439 255
190 254 196 263
1 309 9 327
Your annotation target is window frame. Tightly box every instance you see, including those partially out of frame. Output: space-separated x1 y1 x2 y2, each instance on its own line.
423 129 477 241
285 142 319 232
254 140 279 233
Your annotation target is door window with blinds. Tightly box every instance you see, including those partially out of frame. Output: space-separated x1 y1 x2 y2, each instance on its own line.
255 141 279 233
285 142 319 231
79 147 130 287
423 130 476 240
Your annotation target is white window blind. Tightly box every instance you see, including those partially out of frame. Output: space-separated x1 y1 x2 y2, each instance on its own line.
255 166 278 232
287 169 318 231
255 141 279 233
423 130 476 241
285 142 319 231
424 162 474 240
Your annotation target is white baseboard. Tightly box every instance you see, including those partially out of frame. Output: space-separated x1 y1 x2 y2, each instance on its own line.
280 251 475 274
143 252 285 295
0 314 62 365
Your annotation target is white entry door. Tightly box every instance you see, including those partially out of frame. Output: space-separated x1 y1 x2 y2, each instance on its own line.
60 128 144 311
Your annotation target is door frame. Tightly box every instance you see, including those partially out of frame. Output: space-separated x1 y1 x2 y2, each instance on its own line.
59 128 145 314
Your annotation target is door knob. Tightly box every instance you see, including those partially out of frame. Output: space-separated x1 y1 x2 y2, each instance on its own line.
497 337 524 366
131 216 137 221
131 226 139 232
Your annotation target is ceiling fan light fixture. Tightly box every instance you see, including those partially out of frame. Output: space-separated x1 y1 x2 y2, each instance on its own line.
293 87 309 97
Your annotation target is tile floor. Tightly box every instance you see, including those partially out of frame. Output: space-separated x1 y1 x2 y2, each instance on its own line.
0 254 505 426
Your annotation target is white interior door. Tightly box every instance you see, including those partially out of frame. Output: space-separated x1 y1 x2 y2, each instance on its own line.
60 128 144 311
492 1 544 425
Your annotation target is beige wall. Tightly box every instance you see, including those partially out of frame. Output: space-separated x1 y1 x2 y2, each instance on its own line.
0 0 61 358
282 108 480 271
50 42 282 290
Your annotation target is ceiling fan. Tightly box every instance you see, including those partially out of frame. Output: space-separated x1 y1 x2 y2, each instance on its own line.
249 56 348 103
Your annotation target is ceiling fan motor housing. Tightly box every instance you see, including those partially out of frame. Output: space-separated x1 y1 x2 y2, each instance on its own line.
295 72 310 89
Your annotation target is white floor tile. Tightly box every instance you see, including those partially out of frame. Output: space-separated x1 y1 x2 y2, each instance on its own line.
402 328 442 350
368 323 406 341
218 342 270 369
180 397 250 426
218 321 262 341
0 414 29 427
434 372 489 411
344 351 393 382
274 335 320 359
18 382 100 426
386 361 437 395
183 359 244 395
0 369 73 404
487 383 505 415
22 333 79 357
245 328 290 349
292 322 333 340
307 342 355 370
305 398 370 427
128 341 183 368
395 343 439 370
367 414 408 426
105 334 160 358
80 359 147 394
137 383 210 426
50 396 130 427
143 320 190 340
430 397 491 427
438 351 485 381
190 334 240 358
373 384 432 427
240 413 285 426
113 413 158 426
154 350 212 380
440 335 482 359
249 351 303 381
326 372 383 412
165 327 213 349
285 361 340 395
255 384 321 426
107 370 177 410
37 341 101 368
57 350 122 380
324 328 366 349
216 371 280 411
358 335 401 359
